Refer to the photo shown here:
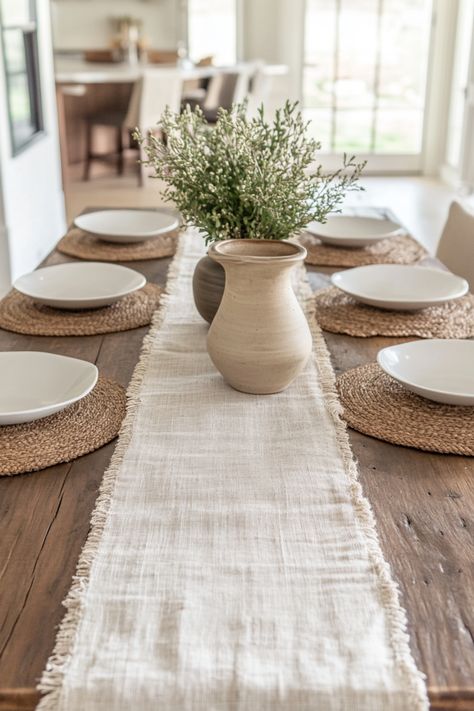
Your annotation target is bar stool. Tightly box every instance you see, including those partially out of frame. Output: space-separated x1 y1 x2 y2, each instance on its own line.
83 109 127 180
197 68 251 124
83 69 182 183
246 65 289 118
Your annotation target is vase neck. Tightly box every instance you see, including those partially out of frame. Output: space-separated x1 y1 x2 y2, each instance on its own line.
208 239 306 271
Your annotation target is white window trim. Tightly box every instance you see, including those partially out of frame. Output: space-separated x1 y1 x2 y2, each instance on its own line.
302 0 459 176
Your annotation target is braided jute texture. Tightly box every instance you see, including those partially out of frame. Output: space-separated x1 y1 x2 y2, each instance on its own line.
0 377 126 476
0 283 162 337
300 232 426 267
314 286 474 338
57 228 178 262
337 363 474 455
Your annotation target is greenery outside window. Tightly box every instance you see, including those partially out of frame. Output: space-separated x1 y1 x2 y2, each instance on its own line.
0 0 43 155
303 0 433 171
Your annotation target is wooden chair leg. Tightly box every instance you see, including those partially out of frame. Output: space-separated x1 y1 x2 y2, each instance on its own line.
83 122 93 181
117 127 124 176
137 139 145 187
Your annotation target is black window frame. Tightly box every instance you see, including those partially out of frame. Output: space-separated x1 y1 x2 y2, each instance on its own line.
0 0 44 156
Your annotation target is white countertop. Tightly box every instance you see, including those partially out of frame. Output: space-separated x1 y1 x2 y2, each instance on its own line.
54 58 288 84
55 59 235 84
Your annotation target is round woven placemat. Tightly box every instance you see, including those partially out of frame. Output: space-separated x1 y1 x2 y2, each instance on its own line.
300 233 426 267
57 228 179 262
0 376 126 476
337 363 474 455
0 283 162 337
314 286 474 338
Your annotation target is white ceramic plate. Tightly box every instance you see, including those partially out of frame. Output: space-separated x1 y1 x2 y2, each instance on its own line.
331 264 469 311
14 262 146 310
378 340 474 405
0 351 98 425
307 215 402 247
74 209 179 243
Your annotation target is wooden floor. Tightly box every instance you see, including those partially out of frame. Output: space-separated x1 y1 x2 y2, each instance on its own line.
0 216 473 709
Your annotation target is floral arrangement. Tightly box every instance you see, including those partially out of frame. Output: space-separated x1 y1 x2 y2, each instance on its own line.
136 101 365 244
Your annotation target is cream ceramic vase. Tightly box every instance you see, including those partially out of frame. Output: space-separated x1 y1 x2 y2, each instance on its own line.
207 239 312 395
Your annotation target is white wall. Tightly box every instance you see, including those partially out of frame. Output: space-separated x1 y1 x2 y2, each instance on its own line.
241 0 303 101
0 173 10 294
51 0 178 51
276 0 304 102
422 0 460 176
0 0 66 292
242 0 279 65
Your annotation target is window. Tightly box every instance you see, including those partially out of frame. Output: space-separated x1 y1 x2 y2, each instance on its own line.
0 0 43 155
303 0 433 167
445 0 474 171
187 0 237 66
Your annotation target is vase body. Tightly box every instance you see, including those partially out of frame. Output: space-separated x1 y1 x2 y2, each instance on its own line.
193 256 225 324
207 239 312 394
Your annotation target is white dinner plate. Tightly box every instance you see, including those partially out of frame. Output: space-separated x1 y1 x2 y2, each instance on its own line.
331 264 469 311
307 215 402 247
74 209 179 243
0 351 98 425
14 262 146 310
378 340 474 405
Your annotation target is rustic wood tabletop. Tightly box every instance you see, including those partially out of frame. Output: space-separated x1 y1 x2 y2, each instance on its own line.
0 220 472 711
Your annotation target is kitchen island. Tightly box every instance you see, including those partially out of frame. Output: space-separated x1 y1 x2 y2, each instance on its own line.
54 59 218 182
54 58 287 182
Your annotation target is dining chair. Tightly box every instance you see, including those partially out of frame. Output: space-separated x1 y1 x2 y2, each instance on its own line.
199 67 252 123
181 56 215 106
247 64 290 119
200 72 238 122
124 68 183 185
83 69 182 184
436 200 474 288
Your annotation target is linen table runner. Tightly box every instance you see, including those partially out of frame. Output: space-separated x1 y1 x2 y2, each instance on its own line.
39 232 428 710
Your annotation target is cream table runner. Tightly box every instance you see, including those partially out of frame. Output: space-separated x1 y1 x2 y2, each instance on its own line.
39 232 428 710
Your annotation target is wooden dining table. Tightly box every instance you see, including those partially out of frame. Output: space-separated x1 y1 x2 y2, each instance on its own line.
0 214 472 711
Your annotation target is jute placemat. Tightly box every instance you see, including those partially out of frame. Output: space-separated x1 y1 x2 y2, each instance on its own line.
0 377 126 476
300 233 426 267
314 286 474 338
57 228 178 262
337 363 474 455
0 284 162 337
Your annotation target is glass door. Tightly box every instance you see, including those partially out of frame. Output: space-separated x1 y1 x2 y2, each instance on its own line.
303 0 433 172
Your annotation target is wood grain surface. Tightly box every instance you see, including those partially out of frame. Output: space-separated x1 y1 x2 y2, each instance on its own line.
0 221 472 710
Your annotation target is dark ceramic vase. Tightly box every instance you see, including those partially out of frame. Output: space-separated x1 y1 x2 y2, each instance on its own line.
193 255 226 324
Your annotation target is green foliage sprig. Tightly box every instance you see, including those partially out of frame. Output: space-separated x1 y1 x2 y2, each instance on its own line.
136 101 365 244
